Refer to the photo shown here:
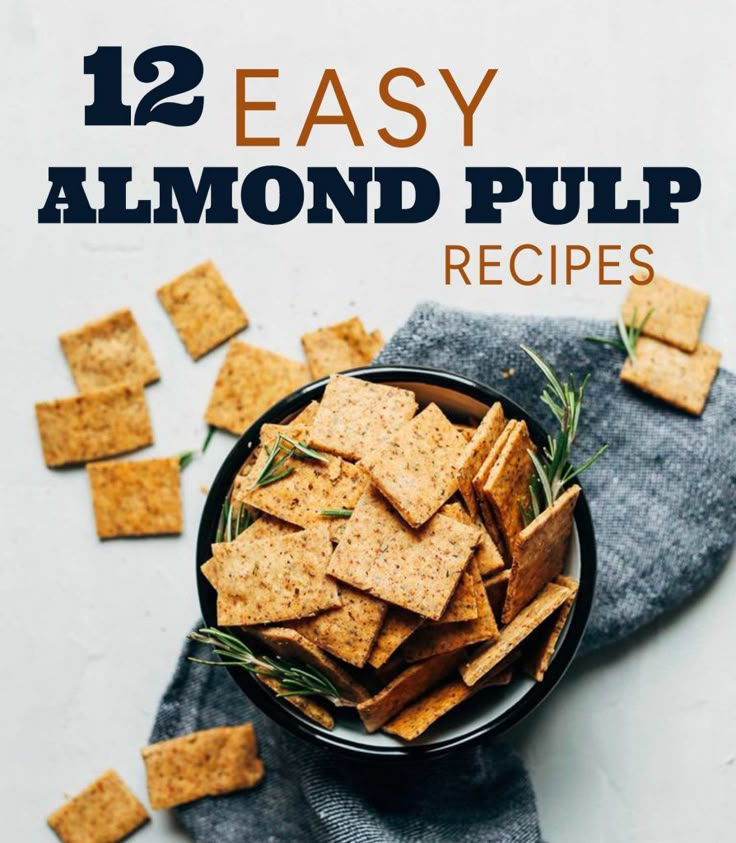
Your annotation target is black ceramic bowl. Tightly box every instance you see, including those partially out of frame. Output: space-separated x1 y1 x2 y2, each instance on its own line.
197 365 596 761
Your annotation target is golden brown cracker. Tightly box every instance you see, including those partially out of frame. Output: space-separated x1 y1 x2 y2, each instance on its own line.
141 724 263 810
301 316 377 379
383 678 473 741
523 575 579 681
309 375 417 462
482 420 536 553
620 337 721 416
440 502 504 577
255 627 370 702
457 403 507 519
366 403 467 528
460 581 572 686
47 769 149 843
258 675 335 730
59 308 159 391
366 329 386 358
483 569 510 620
430 568 478 624
357 650 464 733
157 260 249 360
623 271 709 352
87 457 182 538
212 525 340 625
35 383 153 467
367 607 424 668
205 340 308 435
472 420 517 551
289 584 388 668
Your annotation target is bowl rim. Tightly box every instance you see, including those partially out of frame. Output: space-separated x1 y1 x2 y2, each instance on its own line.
196 364 597 761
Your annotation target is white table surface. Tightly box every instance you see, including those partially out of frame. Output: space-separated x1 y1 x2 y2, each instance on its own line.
2 1 735 840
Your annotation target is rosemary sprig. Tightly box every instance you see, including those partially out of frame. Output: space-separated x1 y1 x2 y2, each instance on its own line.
249 435 328 490
320 508 353 517
189 627 346 705
215 499 252 543
585 307 654 362
179 451 195 470
202 425 216 454
520 345 607 525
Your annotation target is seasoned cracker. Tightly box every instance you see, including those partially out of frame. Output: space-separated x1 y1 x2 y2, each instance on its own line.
367 607 424 668
157 260 249 359
205 340 309 435
87 457 182 538
212 525 340 625
502 484 580 623
141 724 263 810
483 569 510 620
472 420 517 551
440 502 504 577
59 308 159 391
481 420 536 553
255 627 370 702
47 769 149 843
366 329 385 359
620 337 721 416
35 384 153 467
430 568 478 624
460 581 572 686
309 375 417 461
258 675 334 730
382 678 472 741
623 271 709 352
457 403 507 518
523 575 579 681
403 563 498 661
366 403 467 528
301 316 377 379
357 650 464 732
289 584 388 668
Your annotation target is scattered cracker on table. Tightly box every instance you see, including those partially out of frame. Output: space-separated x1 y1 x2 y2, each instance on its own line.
620 337 721 416
309 375 417 461
366 402 467 528
502 484 580 623
623 271 709 352
255 627 370 702
523 575 580 681
157 260 249 360
205 340 309 435
457 403 507 519
301 316 380 379
212 525 340 625
47 769 149 843
141 724 263 810
59 308 159 392
35 383 153 467
258 674 335 730
460 581 572 686
289 583 388 668
87 457 182 538
367 607 424 668
357 650 464 732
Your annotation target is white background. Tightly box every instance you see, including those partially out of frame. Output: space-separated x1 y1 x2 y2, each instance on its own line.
2 1 735 840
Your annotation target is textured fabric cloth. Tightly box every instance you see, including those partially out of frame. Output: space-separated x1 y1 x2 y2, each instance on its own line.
152 303 736 842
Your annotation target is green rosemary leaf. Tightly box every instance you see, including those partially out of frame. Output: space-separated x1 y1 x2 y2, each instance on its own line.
255 466 295 488
279 435 329 463
320 508 353 517
202 425 216 454
584 335 628 353
179 451 195 469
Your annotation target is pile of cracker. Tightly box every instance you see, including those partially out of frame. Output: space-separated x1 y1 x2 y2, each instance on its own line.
202 374 581 741
33 260 383 539
620 272 720 415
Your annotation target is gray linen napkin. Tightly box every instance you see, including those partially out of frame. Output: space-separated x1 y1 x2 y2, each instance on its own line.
152 303 736 842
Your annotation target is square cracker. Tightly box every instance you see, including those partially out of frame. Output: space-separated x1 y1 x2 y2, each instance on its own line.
440 503 504 577
301 316 377 379
367 607 424 668
35 383 153 467
357 650 464 732
403 564 498 661
481 420 536 554
87 457 182 538
59 308 159 391
620 337 721 416
366 403 467 528
502 484 580 623
47 769 149 843
308 375 417 461
523 575 579 681
289 584 388 668
457 403 507 518
430 567 478 624
141 724 263 810
212 525 340 625
157 260 249 360
257 674 334 730
472 420 517 552
483 569 510 620
205 340 308 435
255 627 370 702
460 581 572 686
623 271 709 352
329 490 479 619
